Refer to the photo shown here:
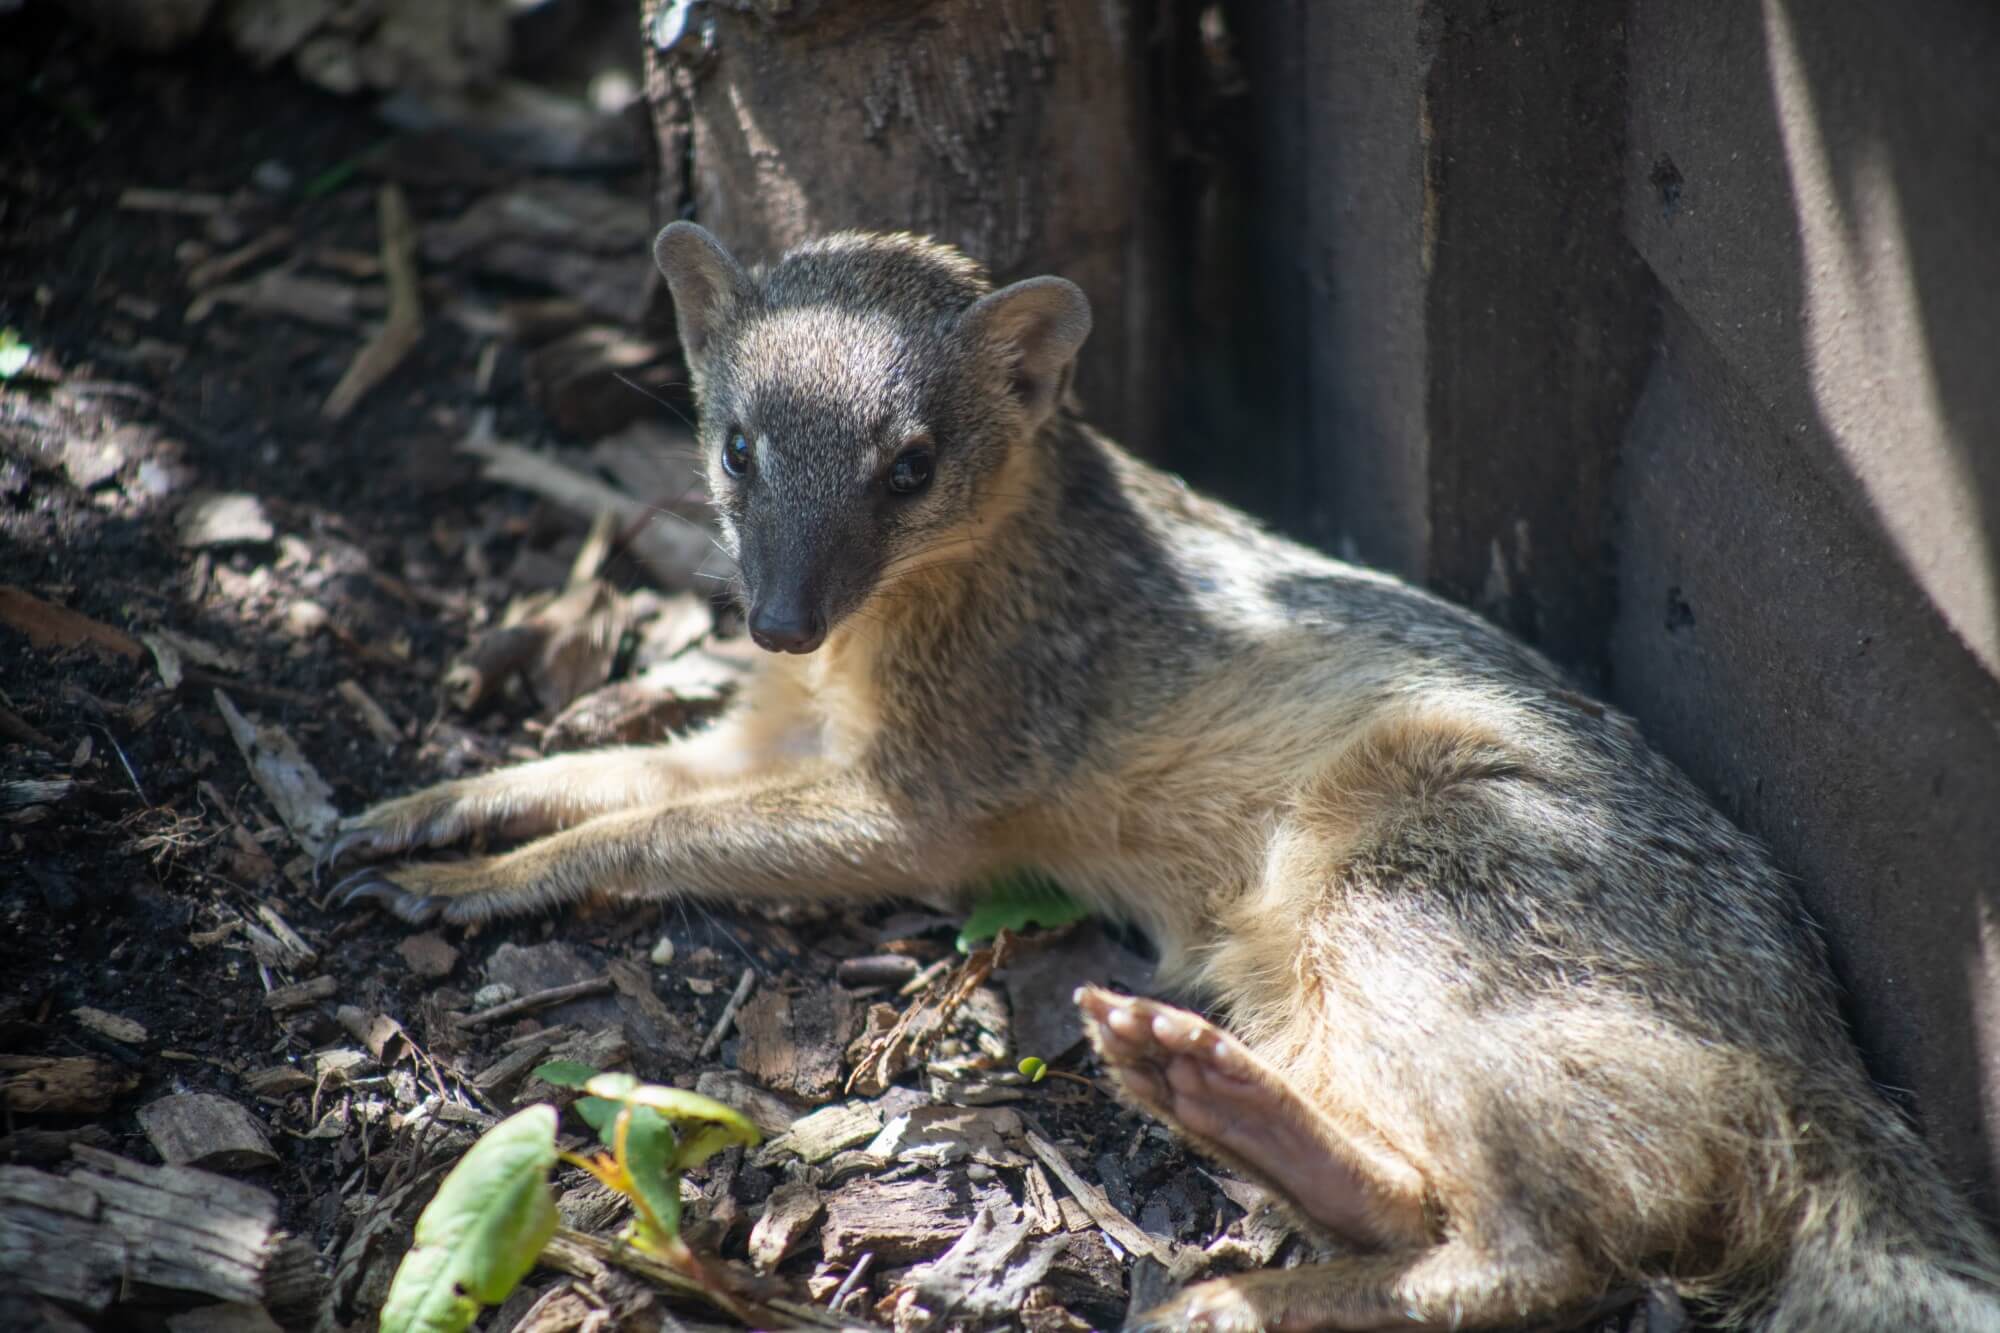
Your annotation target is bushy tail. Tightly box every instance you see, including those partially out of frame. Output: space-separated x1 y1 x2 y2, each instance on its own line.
1755 1103 2000 1332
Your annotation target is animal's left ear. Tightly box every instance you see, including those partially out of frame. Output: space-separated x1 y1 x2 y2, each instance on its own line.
959 276 1093 421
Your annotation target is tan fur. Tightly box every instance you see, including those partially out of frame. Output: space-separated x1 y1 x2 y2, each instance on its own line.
325 227 2000 1331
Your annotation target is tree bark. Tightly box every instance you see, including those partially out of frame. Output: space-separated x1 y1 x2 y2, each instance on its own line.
641 0 1165 446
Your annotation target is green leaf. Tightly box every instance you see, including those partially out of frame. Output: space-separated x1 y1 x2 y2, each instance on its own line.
574 1095 621 1141
584 1075 762 1147
1017 1056 1048 1083
583 1071 642 1100
0 329 30 380
618 1105 683 1243
956 871 1088 953
379 1104 559 1333
674 1121 756 1172
531 1059 600 1089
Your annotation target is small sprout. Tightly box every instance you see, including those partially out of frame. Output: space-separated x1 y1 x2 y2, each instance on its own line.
538 1064 761 1261
0 329 31 380
1018 1056 1049 1083
957 871 1088 953
379 1105 559 1333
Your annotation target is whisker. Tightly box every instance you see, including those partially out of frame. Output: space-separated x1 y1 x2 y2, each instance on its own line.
612 372 698 432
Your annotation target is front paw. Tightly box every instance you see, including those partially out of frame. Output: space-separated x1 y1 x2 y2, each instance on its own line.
314 792 471 886
326 862 454 925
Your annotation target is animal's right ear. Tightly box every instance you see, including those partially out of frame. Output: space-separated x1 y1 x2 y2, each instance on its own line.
654 222 754 361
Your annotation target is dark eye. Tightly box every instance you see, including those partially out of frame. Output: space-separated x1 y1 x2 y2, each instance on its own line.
721 431 752 479
887 443 934 496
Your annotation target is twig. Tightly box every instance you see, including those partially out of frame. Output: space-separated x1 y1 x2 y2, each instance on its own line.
454 977 614 1029
828 1251 873 1308
185 225 296 290
699 967 757 1059
336 679 403 749
323 184 422 421
1023 1125 1179 1266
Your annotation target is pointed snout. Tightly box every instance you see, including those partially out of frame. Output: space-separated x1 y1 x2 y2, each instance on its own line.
748 595 827 654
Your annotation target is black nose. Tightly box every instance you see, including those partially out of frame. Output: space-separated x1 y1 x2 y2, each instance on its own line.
748 601 826 654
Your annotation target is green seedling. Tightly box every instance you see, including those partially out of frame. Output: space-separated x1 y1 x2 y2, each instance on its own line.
378 1068 759 1333
379 1104 559 1333
1017 1054 1096 1090
534 1064 760 1272
957 870 1088 953
0 329 32 380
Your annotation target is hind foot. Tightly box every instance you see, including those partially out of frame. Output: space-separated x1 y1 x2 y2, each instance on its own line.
1076 986 1431 1250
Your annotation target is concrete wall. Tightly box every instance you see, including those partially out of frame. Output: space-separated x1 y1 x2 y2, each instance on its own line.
1616 0 2000 1213
1211 0 2000 1215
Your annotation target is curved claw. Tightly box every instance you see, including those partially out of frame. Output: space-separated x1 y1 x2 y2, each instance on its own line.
331 868 401 911
316 825 398 887
331 869 449 926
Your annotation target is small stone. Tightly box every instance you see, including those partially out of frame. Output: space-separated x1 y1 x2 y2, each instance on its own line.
472 982 518 1009
131 458 188 500
397 932 460 979
648 935 675 967
283 599 330 639
252 160 295 193
177 491 274 548
72 1006 149 1045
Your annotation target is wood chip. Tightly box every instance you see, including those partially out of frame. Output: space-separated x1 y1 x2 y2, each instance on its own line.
1024 1128 1179 1267
396 931 460 979
747 1180 824 1272
214 690 339 858
760 1099 883 1165
176 492 275 548
137 1093 279 1171
902 1201 1061 1326
0 1146 286 1314
866 1106 1029 1169
736 982 857 1103
0 1056 139 1115
261 974 337 1011
71 1007 148 1045
820 1173 1012 1267
607 958 698 1068
0 585 143 658
242 1065 315 1098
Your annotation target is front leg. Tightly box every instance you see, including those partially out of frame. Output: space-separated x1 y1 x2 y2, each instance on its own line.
329 776 965 925
319 703 796 880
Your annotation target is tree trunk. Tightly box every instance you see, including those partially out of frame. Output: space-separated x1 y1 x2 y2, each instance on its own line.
641 0 1166 446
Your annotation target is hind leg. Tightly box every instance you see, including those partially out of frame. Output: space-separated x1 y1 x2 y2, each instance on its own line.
1076 986 1433 1250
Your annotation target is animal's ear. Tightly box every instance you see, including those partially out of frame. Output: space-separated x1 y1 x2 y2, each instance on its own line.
959 276 1093 420
654 222 755 361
